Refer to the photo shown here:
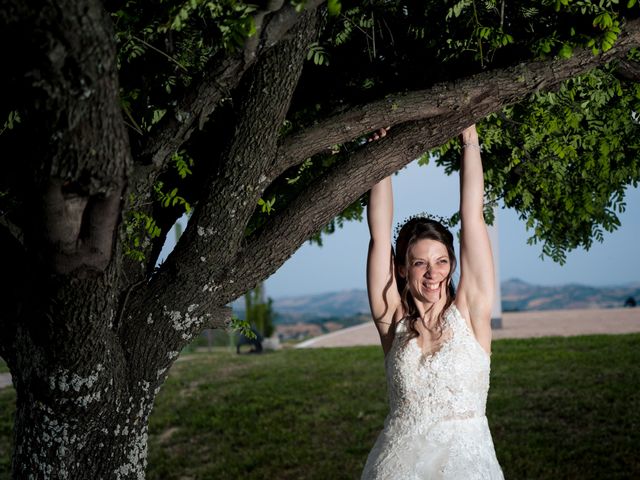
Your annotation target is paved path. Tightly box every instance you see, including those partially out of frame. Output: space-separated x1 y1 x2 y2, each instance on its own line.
1 309 637 388
296 307 640 348
0 373 12 390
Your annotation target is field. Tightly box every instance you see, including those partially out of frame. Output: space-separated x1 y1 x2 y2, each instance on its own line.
0 334 639 478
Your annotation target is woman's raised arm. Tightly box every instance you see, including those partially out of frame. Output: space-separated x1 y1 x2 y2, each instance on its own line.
456 125 495 353
367 173 401 351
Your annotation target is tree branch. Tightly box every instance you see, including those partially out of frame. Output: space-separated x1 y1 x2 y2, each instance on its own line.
42 180 124 274
156 11 320 280
124 0 327 278
119 12 322 359
221 16 640 301
222 117 473 303
616 58 640 82
134 0 326 175
272 17 640 181
0 214 23 247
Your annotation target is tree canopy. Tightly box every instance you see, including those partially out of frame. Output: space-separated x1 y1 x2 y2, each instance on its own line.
3 1 639 272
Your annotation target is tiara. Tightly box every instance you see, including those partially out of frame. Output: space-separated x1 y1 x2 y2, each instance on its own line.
393 212 456 243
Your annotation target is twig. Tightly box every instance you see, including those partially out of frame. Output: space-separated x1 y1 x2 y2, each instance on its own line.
133 35 188 72
116 278 147 331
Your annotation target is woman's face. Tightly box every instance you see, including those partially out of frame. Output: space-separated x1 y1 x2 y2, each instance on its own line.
404 238 451 304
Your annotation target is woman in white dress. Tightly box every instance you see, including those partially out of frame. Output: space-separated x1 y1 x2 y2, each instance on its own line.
362 124 504 479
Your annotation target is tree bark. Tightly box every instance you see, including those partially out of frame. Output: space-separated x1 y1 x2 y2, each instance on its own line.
8 267 133 476
273 17 640 182
218 20 640 302
132 0 326 181
1 5 320 478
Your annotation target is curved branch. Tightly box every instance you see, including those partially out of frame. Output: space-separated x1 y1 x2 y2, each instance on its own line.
125 1 327 278
154 10 320 283
221 117 464 303
119 11 322 357
135 0 326 174
273 17 640 180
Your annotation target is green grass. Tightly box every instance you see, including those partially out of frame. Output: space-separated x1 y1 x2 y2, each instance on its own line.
0 388 13 475
0 335 639 479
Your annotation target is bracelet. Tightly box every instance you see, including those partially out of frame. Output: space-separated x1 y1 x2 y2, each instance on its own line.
462 142 481 150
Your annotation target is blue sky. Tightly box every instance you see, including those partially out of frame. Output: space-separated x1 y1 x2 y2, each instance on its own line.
264 160 640 298
159 160 640 299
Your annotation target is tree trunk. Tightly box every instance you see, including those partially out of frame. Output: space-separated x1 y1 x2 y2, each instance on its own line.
12 386 155 478
6 268 168 478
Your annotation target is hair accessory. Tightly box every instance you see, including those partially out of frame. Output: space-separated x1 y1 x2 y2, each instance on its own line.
393 212 455 243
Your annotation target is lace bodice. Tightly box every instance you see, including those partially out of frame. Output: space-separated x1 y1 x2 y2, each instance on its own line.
361 304 503 479
384 304 491 431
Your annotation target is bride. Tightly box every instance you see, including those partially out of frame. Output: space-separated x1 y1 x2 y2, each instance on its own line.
361 124 504 479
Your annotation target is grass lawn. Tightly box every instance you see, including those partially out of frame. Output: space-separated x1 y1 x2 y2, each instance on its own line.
0 334 639 479
0 359 8 374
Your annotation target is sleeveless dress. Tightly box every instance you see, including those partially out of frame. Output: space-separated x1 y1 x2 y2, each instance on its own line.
361 304 504 479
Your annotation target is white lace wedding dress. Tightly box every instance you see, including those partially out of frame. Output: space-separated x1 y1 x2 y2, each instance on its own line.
361 304 504 479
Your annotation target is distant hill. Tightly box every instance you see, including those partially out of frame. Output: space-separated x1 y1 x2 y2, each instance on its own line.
501 278 640 311
232 280 639 323
232 289 370 324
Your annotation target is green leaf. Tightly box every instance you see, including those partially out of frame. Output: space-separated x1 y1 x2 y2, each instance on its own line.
327 0 341 16
559 43 573 59
229 316 256 339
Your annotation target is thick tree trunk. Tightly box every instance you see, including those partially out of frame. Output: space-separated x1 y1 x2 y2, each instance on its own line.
1 4 320 476
6 268 167 478
12 385 155 478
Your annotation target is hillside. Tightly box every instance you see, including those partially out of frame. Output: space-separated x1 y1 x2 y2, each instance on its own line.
233 280 639 322
232 288 370 324
501 278 640 311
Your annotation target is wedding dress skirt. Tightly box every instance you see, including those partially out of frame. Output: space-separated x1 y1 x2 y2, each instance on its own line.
361 305 504 479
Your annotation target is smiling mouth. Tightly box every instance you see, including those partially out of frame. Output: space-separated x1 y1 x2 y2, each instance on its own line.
423 282 441 291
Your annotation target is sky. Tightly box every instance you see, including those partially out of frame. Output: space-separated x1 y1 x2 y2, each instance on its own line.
263 160 640 299
159 160 640 300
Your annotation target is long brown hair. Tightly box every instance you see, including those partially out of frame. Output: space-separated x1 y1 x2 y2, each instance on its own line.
394 217 457 341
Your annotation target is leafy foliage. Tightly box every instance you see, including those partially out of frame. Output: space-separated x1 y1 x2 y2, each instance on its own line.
228 315 256 339
243 282 275 338
0 111 20 136
104 0 640 262
154 182 192 212
433 65 640 262
279 0 640 259
111 0 258 134
6 1 638 265
124 209 163 262
124 152 194 262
